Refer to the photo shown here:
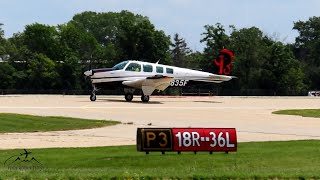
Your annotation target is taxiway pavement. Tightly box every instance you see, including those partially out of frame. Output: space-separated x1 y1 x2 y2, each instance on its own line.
0 95 319 149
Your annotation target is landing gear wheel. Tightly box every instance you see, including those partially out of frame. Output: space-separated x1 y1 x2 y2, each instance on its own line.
141 95 150 102
125 93 133 102
90 93 96 101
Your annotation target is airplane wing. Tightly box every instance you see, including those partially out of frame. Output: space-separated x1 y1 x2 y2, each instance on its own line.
122 76 174 96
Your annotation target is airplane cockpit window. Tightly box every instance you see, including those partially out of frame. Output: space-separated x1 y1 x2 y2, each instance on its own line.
166 68 174 74
156 66 163 73
125 62 141 72
143 64 153 72
113 61 128 70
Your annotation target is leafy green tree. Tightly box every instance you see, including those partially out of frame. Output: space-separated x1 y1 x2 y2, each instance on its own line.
293 16 320 89
0 23 8 60
71 12 121 66
185 51 204 69
71 11 119 46
58 22 109 89
57 52 82 90
281 65 306 95
260 42 305 94
0 23 4 46
201 23 230 52
71 11 171 64
7 41 33 67
7 33 35 89
58 23 99 63
151 28 171 64
229 27 268 90
3 11 172 91
26 53 59 89
116 11 171 63
200 23 230 73
0 63 16 89
0 24 17 90
170 33 191 67
0 23 4 37
23 23 60 61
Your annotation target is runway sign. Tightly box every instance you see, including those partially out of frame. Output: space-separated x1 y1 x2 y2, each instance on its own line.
137 128 237 154
136 128 173 151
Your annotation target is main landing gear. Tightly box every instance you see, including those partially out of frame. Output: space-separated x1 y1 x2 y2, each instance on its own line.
123 88 150 102
124 88 135 102
141 95 150 102
124 93 149 102
125 93 133 102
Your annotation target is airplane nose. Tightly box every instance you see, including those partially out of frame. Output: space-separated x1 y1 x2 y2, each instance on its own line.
84 70 93 76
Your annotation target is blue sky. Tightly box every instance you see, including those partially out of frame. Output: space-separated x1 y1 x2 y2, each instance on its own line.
1 0 320 51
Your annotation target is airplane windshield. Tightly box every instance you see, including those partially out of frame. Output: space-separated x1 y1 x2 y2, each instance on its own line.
113 61 129 70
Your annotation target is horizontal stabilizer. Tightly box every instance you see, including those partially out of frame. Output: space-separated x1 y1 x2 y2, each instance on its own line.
209 74 234 81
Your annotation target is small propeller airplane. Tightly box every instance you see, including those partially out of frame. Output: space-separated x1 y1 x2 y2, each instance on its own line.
84 49 235 102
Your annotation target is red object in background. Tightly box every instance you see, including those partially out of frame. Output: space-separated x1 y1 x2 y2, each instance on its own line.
172 128 237 152
214 49 235 75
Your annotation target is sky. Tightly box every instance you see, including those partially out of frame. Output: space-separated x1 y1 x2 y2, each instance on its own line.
1 0 320 52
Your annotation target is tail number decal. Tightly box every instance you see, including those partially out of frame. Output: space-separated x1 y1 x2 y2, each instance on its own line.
170 80 188 87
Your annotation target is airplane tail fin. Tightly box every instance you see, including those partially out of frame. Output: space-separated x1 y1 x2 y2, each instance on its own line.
213 49 234 75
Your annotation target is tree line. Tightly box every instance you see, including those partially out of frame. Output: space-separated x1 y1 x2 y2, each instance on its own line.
0 10 319 95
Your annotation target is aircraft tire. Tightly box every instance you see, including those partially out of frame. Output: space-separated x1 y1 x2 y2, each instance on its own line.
125 93 133 102
90 94 96 101
141 95 150 102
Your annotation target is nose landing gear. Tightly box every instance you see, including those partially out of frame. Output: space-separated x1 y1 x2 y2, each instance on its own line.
90 85 98 101
90 93 96 101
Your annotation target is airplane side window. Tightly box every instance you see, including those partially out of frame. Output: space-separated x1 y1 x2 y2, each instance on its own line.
156 66 163 73
166 68 174 74
143 64 153 72
125 63 141 72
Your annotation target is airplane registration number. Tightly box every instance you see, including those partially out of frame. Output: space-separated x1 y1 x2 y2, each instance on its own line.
170 80 189 87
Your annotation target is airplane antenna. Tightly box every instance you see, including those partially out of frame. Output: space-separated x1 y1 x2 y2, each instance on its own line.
156 59 161 64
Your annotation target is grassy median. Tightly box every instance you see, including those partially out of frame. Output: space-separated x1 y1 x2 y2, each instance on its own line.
273 109 320 118
0 113 120 133
0 140 319 179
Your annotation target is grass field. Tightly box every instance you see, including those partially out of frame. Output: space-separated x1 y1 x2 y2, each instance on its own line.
273 109 320 118
0 113 120 133
0 140 319 179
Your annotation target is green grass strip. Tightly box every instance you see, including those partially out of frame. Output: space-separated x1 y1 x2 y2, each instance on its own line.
0 113 120 133
273 109 320 118
0 140 319 179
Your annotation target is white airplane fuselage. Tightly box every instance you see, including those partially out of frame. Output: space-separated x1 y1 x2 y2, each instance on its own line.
84 60 233 102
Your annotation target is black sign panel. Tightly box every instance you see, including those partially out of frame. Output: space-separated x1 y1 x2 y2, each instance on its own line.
137 128 173 151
